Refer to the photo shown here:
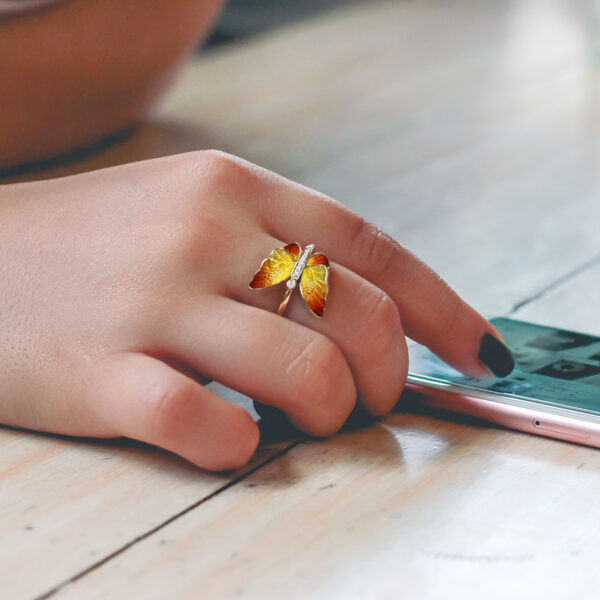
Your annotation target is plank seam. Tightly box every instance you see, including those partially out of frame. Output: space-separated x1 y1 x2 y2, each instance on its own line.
509 252 600 314
34 439 302 600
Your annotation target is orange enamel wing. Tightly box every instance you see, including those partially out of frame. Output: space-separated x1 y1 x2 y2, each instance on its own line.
249 243 301 289
300 254 329 317
283 242 301 261
307 252 329 267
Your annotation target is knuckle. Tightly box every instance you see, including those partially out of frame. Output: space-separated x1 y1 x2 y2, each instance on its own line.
144 376 197 442
181 150 265 230
198 149 256 197
174 209 233 269
285 337 355 435
141 152 242 275
174 149 257 199
357 287 408 416
285 337 340 400
361 288 402 353
202 149 238 173
351 217 398 280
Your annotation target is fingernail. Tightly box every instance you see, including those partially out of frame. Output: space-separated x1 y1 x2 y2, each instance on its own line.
478 333 515 377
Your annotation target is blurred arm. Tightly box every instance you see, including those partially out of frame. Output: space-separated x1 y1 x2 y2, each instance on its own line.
0 0 224 169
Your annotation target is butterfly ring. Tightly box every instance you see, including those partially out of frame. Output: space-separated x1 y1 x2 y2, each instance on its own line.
249 243 329 317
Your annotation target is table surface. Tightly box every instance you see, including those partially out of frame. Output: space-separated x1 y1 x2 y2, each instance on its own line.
3 1 600 598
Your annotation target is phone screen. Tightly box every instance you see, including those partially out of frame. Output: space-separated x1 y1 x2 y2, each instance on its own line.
408 318 600 417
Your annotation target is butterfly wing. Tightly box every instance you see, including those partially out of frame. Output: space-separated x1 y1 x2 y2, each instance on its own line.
249 247 297 289
299 264 329 317
307 253 329 267
284 242 302 261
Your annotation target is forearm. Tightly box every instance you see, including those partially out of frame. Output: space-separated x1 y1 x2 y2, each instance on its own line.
0 0 224 169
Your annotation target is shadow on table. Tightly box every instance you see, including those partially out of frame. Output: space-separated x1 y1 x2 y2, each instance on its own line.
395 388 495 428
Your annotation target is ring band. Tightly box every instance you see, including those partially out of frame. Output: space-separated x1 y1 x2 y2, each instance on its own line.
277 287 294 316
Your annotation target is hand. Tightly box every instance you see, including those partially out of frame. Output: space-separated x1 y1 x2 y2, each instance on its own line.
0 151 512 471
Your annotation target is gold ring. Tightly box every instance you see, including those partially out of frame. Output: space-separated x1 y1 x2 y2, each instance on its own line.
249 243 329 317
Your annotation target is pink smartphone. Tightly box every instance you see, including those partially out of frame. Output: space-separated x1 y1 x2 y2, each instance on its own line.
406 318 600 447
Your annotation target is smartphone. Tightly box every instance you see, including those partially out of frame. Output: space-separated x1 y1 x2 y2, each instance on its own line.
406 317 600 447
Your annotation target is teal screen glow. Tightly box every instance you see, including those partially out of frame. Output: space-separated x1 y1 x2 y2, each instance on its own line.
408 318 600 415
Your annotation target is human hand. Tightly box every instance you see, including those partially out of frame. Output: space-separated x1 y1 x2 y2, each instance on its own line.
0 151 513 470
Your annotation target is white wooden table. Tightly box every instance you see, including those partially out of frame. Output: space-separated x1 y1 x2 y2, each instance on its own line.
2 1 600 598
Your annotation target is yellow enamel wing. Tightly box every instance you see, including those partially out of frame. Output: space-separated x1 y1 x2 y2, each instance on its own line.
249 243 329 317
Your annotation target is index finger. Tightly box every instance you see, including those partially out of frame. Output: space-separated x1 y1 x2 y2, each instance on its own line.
250 174 514 378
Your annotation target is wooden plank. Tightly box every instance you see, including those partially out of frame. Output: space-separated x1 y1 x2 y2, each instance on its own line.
513 260 600 335
0 385 296 600
1 0 599 597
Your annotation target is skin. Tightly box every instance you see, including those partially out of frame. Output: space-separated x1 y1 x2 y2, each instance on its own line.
0 150 502 471
0 0 225 169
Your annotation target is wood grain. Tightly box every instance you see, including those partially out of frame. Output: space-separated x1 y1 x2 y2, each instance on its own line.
0 386 296 600
513 260 600 335
55 410 600 600
1 0 599 598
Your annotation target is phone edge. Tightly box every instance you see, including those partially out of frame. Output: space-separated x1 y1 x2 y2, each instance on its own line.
405 381 600 449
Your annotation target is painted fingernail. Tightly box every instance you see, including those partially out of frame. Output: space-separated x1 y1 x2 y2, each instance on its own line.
478 333 515 377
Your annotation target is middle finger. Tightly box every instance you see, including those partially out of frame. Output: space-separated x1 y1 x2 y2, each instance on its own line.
240 236 409 416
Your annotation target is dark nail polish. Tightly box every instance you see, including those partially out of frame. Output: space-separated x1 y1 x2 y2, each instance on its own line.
478 333 515 377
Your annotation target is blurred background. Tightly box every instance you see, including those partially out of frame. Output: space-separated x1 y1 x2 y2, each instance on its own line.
205 0 362 47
